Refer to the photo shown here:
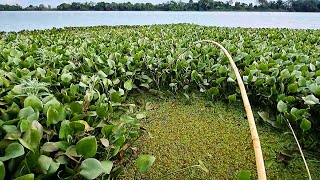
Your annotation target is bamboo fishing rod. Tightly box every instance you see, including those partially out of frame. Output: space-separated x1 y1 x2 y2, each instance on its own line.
177 40 267 180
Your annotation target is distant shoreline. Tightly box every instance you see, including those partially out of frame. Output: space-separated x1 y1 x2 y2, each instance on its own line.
1 0 320 12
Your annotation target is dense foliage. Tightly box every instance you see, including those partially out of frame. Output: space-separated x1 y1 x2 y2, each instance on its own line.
0 24 319 179
1 0 320 12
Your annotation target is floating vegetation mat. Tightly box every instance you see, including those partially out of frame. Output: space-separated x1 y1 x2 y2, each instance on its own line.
122 96 320 179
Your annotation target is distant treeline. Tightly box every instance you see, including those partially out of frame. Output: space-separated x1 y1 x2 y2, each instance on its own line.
1 0 320 12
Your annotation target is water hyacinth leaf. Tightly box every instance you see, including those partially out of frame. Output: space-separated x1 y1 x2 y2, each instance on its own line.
100 138 109 148
76 136 97 159
136 155 156 173
120 115 135 124
124 79 133 90
7 102 20 116
59 120 73 139
101 125 114 137
24 95 42 112
110 92 122 103
219 65 228 76
55 141 70 151
101 160 113 174
46 106 61 125
47 161 60 174
80 158 104 180
237 170 251 180
20 119 31 133
208 87 219 95
43 98 60 114
277 100 287 112
302 95 319 105
96 106 108 117
0 161 4 180
0 142 24 161
69 102 82 114
15 174 35 180
287 84 298 93
298 77 307 87
61 73 72 83
38 155 52 174
309 83 320 96
113 135 126 147
228 94 236 102
300 118 311 131
42 142 59 152
38 155 60 174
18 106 35 119
290 107 305 120
19 138 34 153
258 111 280 128
65 146 79 157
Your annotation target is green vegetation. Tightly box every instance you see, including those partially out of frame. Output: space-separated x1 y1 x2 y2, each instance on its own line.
0 24 319 179
121 96 320 179
1 0 320 12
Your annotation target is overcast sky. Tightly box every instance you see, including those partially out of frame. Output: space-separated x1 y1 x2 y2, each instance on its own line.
1 0 256 7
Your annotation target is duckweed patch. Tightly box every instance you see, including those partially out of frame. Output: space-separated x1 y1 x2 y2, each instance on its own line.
122 96 320 179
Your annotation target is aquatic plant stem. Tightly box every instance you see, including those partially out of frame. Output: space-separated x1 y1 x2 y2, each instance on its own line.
285 119 312 180
178 40 267 180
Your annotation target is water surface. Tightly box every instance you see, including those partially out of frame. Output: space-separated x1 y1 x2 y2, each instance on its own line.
1 11 319 31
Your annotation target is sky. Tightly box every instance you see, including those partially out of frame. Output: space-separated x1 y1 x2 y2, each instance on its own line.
0 0 256 7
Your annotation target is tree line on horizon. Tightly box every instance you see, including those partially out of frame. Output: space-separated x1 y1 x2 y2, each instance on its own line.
1 0 320 12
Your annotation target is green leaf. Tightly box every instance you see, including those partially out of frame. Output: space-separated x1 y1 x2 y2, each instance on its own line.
237 170 251 180
96 105 108 118
76 136 97 159
69 102 82 114
43 98 60 114
219 65 228 76
38 155 60 174
0 142 24 161
309 84 320 96
288 84 298 93
101 125 114 137
208 87 219 96
101 160 113 174
59 120 72 139
0 161 5 180
290 107 305 120
46 106 60 125
124 79 133 90
61 73 72 83
15 174 34 180
110 92 122 103
24 95 42 112
113 135 126 147
100 138 109 148
298 77 307 87
80 158 104 180
228 94 236 102
302 95 319 105
18 106 35 119
300 118 311 131
136 155 156 173
38 155 52 173
277 100 287 113
42 142 59 152
120 115 135 124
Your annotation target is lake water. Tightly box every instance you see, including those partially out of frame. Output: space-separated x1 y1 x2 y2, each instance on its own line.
1 11 320 31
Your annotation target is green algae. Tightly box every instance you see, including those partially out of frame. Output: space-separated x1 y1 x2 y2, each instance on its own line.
121 95 320 179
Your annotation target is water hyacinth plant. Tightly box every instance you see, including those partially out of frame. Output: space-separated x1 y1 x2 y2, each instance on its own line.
0 24 319 179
